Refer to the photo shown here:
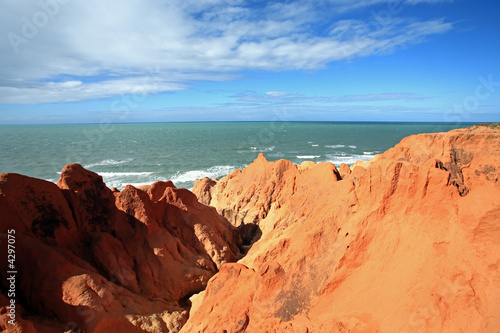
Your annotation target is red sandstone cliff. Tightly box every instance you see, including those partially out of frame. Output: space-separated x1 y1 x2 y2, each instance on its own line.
0 164 241 332
1 125 499 333
186 125 500 332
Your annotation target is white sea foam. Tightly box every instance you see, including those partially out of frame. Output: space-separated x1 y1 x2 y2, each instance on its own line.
98 171 155 177
297 155 321 159
325 144 345 148
349 145 357 149
263 146 275 152
311 144 319 147
84 158 133 169
170 165 237 185
97 171 157 190
325 153 375 165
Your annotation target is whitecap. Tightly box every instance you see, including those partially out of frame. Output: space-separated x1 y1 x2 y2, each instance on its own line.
349 145 357 149
297 155 321 159
325 144 345 148
311 144 319 147
98 171 155 177
170 165 237 184
97 171 157 190
84 158 133 169
325 153 375 165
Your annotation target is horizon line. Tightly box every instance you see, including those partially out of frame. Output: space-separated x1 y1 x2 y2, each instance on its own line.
0 120 491 126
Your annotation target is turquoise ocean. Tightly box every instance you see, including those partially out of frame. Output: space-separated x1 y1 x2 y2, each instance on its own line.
0 122 469 190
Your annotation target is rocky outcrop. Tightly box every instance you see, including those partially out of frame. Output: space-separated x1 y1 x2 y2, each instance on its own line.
185 125 500 332
1 125 499 333
0 164 242 332
192 154 342 246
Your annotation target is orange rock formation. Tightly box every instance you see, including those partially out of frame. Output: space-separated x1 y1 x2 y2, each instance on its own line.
0 164 241 332
186 125 500 332
1 125 499 332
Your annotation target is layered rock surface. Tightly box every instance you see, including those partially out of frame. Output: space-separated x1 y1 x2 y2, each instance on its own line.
186 125 500 332
0 164 242 332
1 125 499 333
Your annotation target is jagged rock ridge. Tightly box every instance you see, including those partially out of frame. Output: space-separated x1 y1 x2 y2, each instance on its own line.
185 125 500 332
0 164 242 332
1 125 499 333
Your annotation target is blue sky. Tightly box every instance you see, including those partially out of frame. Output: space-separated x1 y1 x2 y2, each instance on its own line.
0 0 499 124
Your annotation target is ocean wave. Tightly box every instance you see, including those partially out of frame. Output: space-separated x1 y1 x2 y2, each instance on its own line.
170 165 237 184
297 155 321 159
98 171 155 177
97 171 157 189
325 144 345 148
348 145 357 149
94 166 239 191
311 144 319 147
325 153 375 165
245 146 274 152
268 152 284 158
84 158 133 168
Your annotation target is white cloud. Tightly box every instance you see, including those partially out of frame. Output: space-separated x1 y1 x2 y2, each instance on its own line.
0 0 454 104
0 77 187 104
235 91 431 104
102 104 445 123
406 0 453 4
266 92 290 97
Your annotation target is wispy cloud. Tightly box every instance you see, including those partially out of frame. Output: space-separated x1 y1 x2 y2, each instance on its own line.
266 92 292 97
233 91 431 104
0 77 188 104
0 0 453 104
86 104 445 124
406 0 453 4
314 0 453 12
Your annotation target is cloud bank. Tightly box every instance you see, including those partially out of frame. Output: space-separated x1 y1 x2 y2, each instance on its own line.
0 0 453 104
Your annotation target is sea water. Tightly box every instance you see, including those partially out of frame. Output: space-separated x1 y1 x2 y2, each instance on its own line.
0 122 469 190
